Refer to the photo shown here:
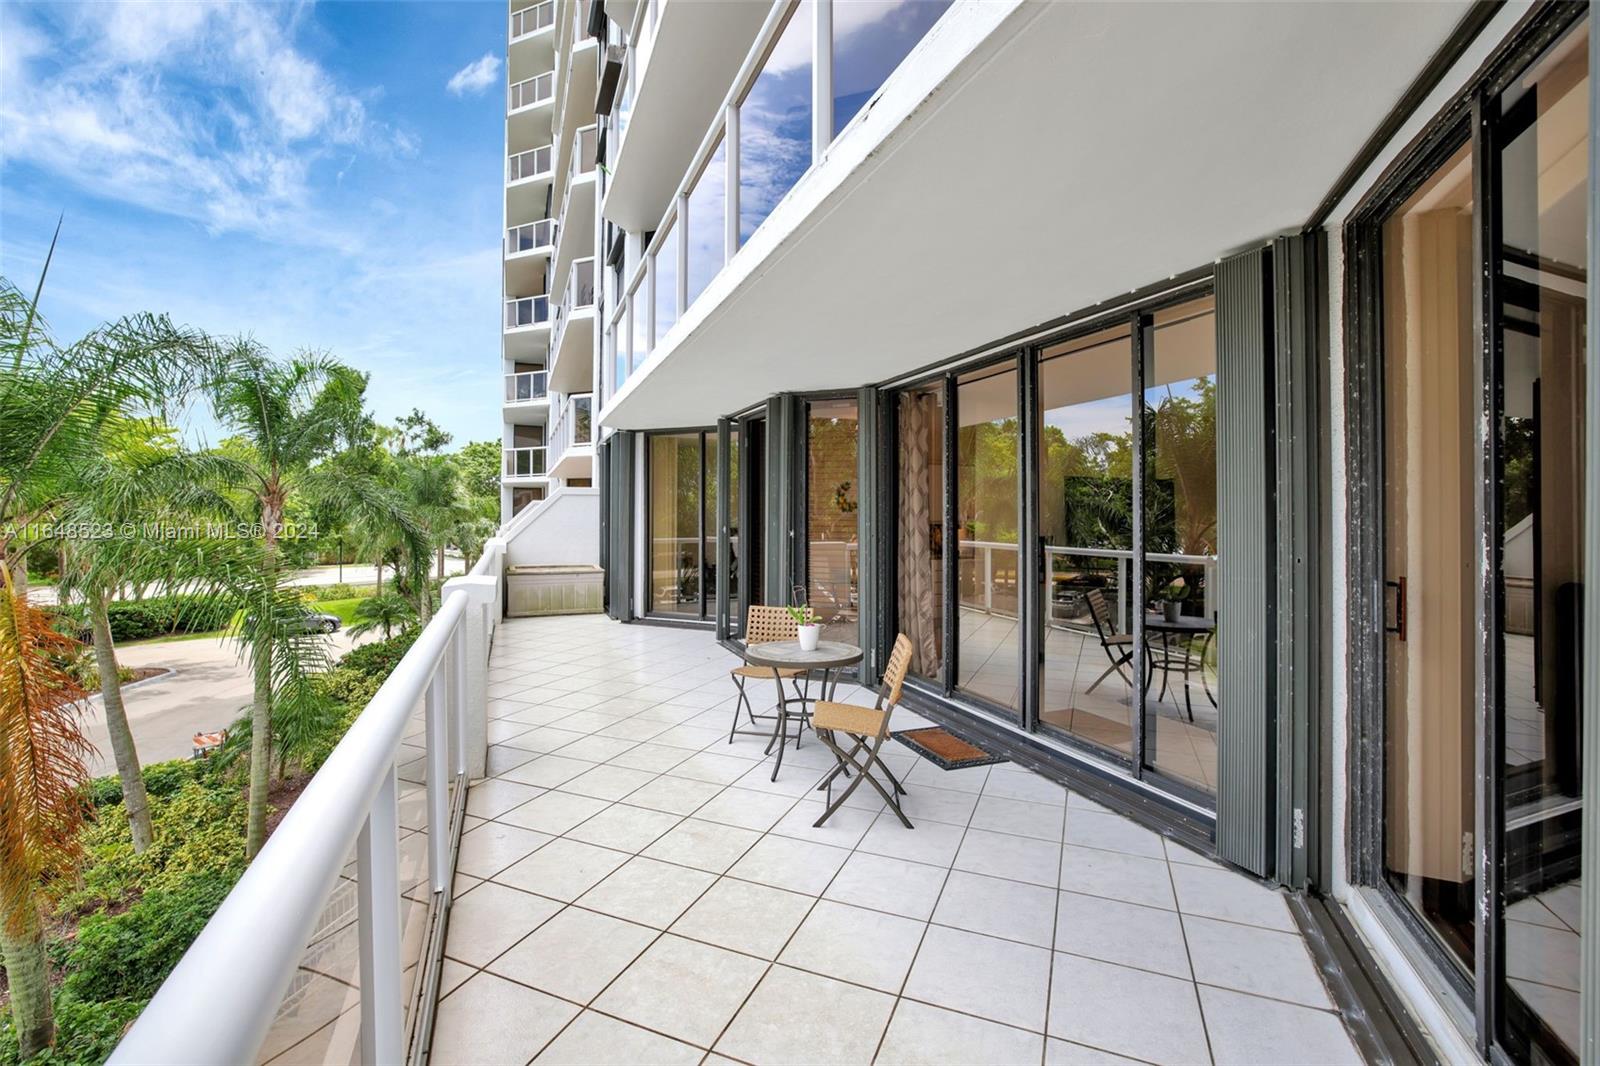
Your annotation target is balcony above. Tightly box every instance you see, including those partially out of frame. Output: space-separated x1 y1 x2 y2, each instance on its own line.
505 219 557 295
508 72 556 154
547 392 593 480
503 294 551 360
548 257 595 395
503 370 550 421
506 143 555 220
551 124 598 301
602 0 770 231
501 444 548 482
508 0 556 82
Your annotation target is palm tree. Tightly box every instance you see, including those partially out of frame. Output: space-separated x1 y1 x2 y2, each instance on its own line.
0 255 207 1056
203 343 422 858
397 455 475 621
347 593 417 641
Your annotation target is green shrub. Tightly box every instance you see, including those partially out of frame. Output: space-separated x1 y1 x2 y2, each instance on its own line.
84 759 200 809
62 780 247 917
64 873 235 1003
319 582 357 600
0 994 144 1066
55 594 237 643
338 628 419 679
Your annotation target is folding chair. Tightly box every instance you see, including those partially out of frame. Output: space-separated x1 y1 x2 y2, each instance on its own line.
1083 587 1137 694
811 634 915 829
729 604 811 745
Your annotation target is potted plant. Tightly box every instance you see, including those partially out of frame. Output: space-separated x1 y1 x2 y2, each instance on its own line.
787 588 821 651
1159 576 1190 623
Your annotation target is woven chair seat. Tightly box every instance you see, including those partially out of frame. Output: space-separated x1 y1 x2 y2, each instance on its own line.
731 664 807 679
812 701 889 737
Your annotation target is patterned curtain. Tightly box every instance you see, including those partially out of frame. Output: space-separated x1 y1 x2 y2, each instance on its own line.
897 393 940 675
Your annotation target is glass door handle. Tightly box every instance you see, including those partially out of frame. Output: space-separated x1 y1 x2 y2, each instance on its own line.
1384 577 1406 641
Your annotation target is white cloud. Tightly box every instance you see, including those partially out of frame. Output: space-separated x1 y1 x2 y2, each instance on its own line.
446 53 501 97
0 1 414 245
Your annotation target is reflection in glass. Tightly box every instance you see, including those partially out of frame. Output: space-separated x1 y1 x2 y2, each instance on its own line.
831 0 952 136
653 219 678 349
1497 19 1587 1058
704 431 721 621
1142 297 1219 793
630 284 647 372
739 1 813 245
686 137 727 308
1380 139 1477 971
649 432 703 617
956 361 1020 714
728 428 741 633
807 399 860 646
897 384 944 680
1037 324 1135 756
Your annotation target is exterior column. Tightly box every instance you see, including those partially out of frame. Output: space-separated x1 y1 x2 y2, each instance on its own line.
442 574 498 780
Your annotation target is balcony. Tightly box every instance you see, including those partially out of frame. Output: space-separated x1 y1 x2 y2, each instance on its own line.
501 445 548 480
508 71 555 113
508 1 556 82
507 144 556 225
551 124 598 302
505 219 557 295
503 371 550 421
504 295 551 361
547 392 594 479
113 607 1365 1064
548 257 595 395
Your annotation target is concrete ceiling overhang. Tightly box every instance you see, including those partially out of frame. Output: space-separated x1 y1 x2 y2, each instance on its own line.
601 0 773 232
601 0 1473 431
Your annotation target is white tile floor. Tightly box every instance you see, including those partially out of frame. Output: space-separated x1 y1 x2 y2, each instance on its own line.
435 615 1362 1066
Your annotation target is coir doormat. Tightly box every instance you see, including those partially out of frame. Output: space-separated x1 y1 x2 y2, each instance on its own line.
892 727 1009 771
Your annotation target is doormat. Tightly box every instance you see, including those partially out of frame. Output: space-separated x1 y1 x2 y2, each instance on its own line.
892 727 1009 771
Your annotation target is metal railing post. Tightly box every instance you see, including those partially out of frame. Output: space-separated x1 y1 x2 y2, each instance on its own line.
357 765 402 1066
425 659 450 894
983 545 993 613
441 574 498 779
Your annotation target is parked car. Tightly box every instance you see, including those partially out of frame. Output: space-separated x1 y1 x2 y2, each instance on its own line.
302 612 340 634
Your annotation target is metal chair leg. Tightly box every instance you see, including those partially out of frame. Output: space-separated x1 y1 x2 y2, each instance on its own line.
815 730 912 829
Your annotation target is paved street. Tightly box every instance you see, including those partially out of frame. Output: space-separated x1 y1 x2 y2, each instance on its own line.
27 554 465 607
82 630 371 776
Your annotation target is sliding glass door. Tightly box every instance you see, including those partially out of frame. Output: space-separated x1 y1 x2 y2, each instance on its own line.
647 430 718 620
804 398 861 645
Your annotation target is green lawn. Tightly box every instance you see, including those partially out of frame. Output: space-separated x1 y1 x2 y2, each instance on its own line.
312 596 368 626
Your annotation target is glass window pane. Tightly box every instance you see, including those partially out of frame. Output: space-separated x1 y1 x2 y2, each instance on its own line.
1380 139 1477 972
1496 18 1588 1058
686 136 727 308
831 0 951 136
806 398 859 647
1141 296 1218 794
630 284 648 370
653 219 678 347
1037 323 1134 758
649 432 702 617
738 1 813 245
956 360 1020 715
728 427 741 632
897 383 944 681
704 432 721 622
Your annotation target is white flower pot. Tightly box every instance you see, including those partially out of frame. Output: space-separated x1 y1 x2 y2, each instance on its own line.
797 623 821 651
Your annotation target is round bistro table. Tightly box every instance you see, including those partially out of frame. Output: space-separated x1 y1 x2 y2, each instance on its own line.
740 640 863 780
1142 614 1217 720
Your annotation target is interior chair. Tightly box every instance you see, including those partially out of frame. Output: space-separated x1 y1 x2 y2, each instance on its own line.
811 634 914 829
729 604 811 744
1083 587 1136 695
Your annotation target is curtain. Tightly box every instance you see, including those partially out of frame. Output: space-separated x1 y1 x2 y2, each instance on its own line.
898 393 941 675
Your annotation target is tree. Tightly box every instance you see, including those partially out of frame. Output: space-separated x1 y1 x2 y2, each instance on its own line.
347 593 417 641
203 344 421 858
0 258 205 1056
393 407 452 457
455 439 503 503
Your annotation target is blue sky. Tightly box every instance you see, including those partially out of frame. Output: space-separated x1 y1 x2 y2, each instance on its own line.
0 0 508 447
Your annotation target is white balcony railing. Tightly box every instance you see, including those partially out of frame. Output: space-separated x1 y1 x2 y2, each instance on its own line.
550 257 596 359
507 144 554 183
510 1 554 41
502 446 548 478
504 370 549 404
549 393 593 469
508 71 554 111
504 295 551 329
571 124 598 182
505 219 557 255
111 542 506 1065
